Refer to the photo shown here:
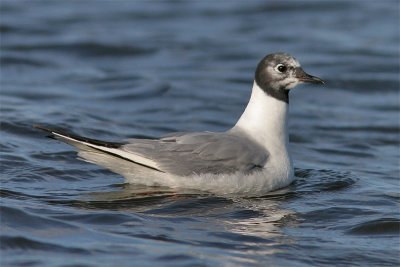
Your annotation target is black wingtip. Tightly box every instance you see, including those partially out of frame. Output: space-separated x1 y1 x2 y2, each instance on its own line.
33 124 124 149
33 124 55 133
33 124 60 140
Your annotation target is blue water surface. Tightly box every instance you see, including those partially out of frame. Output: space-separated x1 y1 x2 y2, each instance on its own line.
1 1 399 266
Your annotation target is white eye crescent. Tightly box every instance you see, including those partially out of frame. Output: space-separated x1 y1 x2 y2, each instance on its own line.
274 64 287 73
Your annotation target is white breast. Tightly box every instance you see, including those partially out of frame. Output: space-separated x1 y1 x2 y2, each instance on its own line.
233 81 294 187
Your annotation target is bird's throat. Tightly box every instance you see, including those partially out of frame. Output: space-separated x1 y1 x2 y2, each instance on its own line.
233 82 289 152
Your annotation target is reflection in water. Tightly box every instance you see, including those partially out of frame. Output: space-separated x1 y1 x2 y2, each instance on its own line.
79 181 298 262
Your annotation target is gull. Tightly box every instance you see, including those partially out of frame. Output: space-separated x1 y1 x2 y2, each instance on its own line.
35 52 324 196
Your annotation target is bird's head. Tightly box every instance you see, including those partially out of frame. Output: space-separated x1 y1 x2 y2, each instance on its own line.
255 52 324 103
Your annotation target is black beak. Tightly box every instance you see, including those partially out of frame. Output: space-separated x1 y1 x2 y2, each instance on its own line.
295 67 324 85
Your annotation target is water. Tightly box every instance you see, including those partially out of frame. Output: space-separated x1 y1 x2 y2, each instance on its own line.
1 1 399 266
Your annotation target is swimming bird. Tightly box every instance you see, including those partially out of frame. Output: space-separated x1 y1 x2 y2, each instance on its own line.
35 52 324 196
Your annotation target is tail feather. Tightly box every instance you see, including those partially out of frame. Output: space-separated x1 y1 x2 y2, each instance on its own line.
33 124 163 172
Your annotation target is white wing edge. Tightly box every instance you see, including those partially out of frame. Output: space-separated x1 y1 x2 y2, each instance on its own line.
51 132 162 172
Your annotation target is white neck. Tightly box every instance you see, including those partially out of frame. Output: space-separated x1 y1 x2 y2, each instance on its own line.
232 81 289 154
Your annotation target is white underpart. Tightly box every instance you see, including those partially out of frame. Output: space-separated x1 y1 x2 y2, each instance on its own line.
232 81 294 189
78 150 289 196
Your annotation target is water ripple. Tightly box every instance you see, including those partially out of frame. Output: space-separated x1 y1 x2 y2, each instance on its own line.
3 42 156 57
0 236 89 254
347 218 400 236
294 169 357 193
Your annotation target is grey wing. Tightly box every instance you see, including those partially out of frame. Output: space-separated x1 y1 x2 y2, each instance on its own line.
122 132 268 176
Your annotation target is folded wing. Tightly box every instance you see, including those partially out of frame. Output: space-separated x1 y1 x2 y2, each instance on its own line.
35 125 268 176
123 132 268 176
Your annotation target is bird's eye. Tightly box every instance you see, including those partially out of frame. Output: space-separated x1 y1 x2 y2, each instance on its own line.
275 64 287 73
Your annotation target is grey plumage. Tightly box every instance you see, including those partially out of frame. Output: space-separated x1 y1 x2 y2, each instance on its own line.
122 130 268 176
